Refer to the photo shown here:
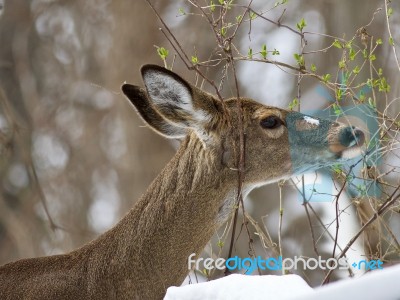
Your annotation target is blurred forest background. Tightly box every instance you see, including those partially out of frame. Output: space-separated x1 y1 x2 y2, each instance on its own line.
0 0 399 287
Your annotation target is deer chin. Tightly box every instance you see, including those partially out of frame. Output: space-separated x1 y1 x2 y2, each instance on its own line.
336 141 363 161
332 144 363 161
289 145 363 175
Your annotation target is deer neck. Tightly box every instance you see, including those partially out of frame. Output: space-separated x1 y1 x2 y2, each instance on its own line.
128 135 233 245
87 135 236 295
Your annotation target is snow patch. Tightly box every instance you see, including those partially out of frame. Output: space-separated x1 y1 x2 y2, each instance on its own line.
303 116 320 126
164 274 313 300
165 264 400 300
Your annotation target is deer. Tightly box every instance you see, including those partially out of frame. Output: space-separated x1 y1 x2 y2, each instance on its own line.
0 65 365 299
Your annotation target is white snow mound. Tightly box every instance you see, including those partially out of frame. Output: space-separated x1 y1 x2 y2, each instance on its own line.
164 264 400 300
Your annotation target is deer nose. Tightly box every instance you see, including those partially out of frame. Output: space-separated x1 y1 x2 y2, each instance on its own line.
339 126 365 148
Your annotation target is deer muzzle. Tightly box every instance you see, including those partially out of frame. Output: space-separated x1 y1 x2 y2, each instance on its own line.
285 111 365 174
330 126 365 159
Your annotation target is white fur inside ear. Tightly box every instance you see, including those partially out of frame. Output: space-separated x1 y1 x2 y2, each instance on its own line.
143 70 193 110
159 122 187 139
143 70 210 124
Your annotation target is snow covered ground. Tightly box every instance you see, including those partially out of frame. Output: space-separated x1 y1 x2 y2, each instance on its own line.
164 264 400 300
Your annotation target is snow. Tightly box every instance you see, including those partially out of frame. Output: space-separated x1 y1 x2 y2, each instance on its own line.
303 116 320 126
164 264 400 300
297 264 400 300
164 274 313 300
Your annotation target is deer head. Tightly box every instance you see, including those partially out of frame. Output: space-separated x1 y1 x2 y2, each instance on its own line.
122 65 365 203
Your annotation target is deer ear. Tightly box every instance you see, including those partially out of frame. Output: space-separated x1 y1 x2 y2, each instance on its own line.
140 65 220 143
121 84 187 139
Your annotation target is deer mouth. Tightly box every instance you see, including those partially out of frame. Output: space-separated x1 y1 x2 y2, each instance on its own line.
329 126 365 160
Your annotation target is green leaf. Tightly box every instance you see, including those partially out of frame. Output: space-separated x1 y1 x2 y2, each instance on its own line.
359 91 366 102
378 77 390 93
376 38 383 45
362 49 368 59
250 12 257 20
191 55 199 64
236 15 242 23
293 53 304 66
272 48 280 55
260 44 267 59
310 63 317 72
210 1 216 12
356 184 367 196
332 164 342 174
368 97 376 109
349 48 357 61
332 39 342 49
338 60 346 69
389 37 395 46
227 0 234 9
288 97 299 110
353 65 360 74
248 47 253 59
336 88 343 100
202 268 209 276
218 0 224 4
156 47 169 60
332 103 342 116
378 68 383 76
388 7 393 18
369 54 376 61
220 27 227 36
296 18 307 31
322 73 331 83
178 8 186 15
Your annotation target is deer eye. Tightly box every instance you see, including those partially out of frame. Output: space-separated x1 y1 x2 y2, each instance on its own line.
260 116 283 129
